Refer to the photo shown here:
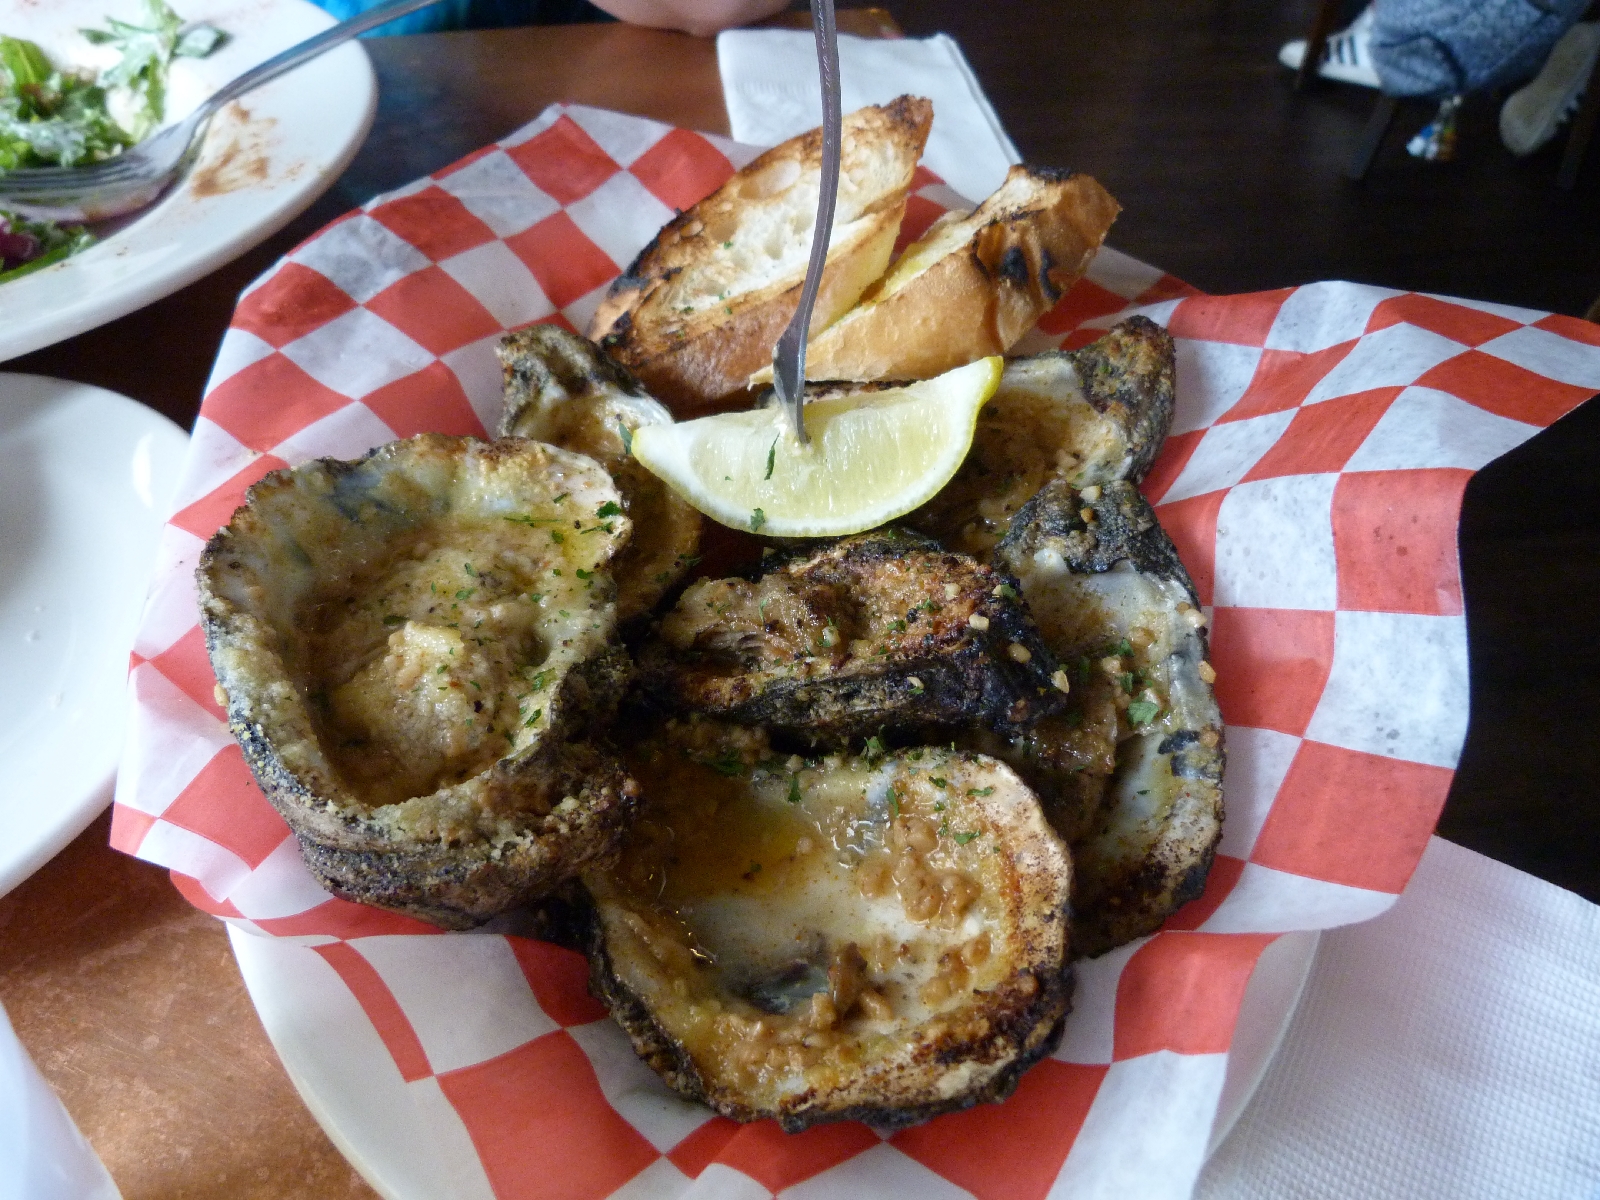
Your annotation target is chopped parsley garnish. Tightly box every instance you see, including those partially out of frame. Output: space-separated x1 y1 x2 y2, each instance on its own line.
706 750 745 777
787 774 803 804
966 786 995 797
1127 699 1161 726
749 507 766 532
455 588 474 600
596 500 622 518
574 568 593 580
550 530 565 544
764 436 778 480
523 708 542 727
929 776 948 788
463 562 476 576
953 830 980 846
617 423 634 455
381 614 405 626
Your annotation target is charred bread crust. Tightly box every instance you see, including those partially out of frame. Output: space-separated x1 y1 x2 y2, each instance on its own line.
592 97 933 414
788 165 1121 384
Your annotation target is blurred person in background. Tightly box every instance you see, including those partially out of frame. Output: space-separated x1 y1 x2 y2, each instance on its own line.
312 0 790 37
1279 0 1600 158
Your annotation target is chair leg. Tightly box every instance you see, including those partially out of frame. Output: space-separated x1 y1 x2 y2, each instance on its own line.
1297 0 1342 91
1557 60 1600 189
1348 93 1400 180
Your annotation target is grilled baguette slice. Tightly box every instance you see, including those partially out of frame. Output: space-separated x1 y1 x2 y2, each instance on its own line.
765 165 1120 385
590 96 932 414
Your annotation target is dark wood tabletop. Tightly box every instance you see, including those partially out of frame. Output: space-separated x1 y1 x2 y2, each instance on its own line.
1 5 1595 1197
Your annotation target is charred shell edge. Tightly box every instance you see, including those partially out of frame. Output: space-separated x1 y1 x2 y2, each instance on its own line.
496 325 652 440
998 478 1225 958
646 529 1067 742
1012 314 1175 488
216 641 639 929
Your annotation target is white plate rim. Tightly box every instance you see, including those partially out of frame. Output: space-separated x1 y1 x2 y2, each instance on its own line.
230 924 1322 1195
0 0 377 362
0 372 188 897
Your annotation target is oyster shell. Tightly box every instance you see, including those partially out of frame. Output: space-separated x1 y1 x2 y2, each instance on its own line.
198 434 639 929
992 478 1224 957
497 326 702 621
585 720 1072 1132
637 529 1066 745
910 315 1175 557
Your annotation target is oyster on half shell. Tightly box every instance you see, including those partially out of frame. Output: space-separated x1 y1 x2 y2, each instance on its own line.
498 325 702 622
198 434 639 929
993 477 1224 957
585 720 1072 1131
910 315 1175 558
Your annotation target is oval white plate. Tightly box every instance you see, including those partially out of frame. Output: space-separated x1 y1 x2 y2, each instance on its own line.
0 0 376 362
229 926 1321 1197
0 375 187 897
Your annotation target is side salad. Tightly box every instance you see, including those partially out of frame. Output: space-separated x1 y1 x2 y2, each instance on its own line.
0 0 224 284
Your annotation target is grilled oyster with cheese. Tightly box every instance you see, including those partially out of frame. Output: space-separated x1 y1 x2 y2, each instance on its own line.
198 435 639 929
585 720 1072 1131
497 326 701 621
911 316 1175 557
991 478 1223 957
638 530 1066 744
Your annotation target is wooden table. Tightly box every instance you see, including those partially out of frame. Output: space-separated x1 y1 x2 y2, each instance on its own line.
1 9 1595 1199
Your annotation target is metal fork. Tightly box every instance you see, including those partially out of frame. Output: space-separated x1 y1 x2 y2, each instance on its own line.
770 0 843 446
0 0 446 223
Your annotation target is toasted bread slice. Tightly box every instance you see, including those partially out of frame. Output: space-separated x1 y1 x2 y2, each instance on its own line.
590 96 933 415
762 166 1120 384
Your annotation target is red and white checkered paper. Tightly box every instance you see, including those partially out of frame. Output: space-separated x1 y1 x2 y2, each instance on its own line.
111 104 1600 1199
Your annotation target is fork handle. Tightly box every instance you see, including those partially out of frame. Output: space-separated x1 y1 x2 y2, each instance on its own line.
202 0 449 117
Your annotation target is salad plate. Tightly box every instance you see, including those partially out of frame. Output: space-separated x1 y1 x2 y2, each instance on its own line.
0 374 187 898
0 0 375 362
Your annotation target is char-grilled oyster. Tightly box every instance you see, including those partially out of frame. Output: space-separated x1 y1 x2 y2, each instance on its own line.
497 326 701 620
585 720 1072 1132
990 477 1223 957
638 529 1066 745
911 316 1175 557
198 434 639 929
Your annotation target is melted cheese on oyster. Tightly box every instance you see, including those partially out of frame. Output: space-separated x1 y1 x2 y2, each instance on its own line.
592 723 1070 1115
214 436 631 823
305 519 608 809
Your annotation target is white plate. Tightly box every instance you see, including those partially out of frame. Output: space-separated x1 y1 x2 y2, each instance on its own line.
0 375 187 897
229 926 1321 1197
0 0 376 362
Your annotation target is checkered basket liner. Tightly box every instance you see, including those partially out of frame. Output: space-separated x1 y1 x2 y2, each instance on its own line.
110 103 1600 1199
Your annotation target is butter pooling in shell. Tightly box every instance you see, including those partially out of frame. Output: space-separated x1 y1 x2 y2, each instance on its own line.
198 434 638 929
586 723 1073 1131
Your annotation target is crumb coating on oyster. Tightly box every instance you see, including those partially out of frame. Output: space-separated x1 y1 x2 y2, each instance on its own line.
198 434 640 928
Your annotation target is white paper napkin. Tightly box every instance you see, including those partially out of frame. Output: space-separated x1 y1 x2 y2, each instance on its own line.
717 29 1020 206
1197 836 1600 1200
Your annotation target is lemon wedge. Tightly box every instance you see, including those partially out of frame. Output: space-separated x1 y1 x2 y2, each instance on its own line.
631 357 1003 537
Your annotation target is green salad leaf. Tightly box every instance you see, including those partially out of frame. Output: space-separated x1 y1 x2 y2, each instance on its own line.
0 2 226 283
80 0 228 141
0 208 94 284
